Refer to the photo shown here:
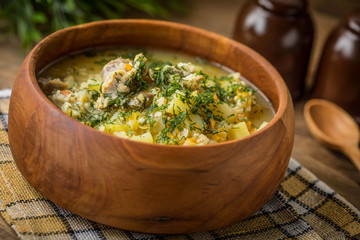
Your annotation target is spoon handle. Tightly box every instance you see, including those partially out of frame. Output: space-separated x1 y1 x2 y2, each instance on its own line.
343 145 360 172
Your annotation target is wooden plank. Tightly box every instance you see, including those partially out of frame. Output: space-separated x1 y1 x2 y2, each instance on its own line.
0 39 24 89
0 217 17 239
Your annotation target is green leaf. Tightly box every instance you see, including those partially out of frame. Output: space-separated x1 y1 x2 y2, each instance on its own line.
165 0 188 15
96 2 119 19
125 0 169 17
17 18 28 41
31 12 47 23
31 29 43 42
65 0 76 11
0 0 187 50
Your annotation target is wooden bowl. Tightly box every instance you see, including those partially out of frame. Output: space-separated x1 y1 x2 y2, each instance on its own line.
8 20 294 234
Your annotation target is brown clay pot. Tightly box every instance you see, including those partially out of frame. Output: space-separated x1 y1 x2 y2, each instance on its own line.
233 0 314 101
312 9 360 124
8 20 294 234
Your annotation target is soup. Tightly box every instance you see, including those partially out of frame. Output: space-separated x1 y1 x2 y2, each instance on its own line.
38 48 274 145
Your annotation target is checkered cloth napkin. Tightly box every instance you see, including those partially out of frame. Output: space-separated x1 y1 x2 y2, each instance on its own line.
0 89 359 240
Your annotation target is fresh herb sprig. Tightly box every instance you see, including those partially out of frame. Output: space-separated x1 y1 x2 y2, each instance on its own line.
0 0 186 50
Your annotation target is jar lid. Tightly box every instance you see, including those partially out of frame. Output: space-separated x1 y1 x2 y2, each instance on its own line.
347 9 360 35
257 0 308 16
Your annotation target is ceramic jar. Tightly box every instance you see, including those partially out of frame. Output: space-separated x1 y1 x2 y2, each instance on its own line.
312 9 360 123
233 0 314 101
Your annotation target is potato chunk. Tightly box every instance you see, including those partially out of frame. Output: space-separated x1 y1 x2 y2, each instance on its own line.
215 103 236 123
185 114 205 131
131 132 153 143
227 122 250 140
166 93 189 115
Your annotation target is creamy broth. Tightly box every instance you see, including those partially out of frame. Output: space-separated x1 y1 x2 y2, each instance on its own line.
38 48 275 145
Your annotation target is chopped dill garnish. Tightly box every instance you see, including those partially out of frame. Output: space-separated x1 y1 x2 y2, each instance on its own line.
41 49 267 146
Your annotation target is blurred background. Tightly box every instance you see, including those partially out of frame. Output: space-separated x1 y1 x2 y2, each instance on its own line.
0 0 359 90
0 0 360 88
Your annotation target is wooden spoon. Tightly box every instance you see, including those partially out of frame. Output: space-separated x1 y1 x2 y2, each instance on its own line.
304 99 360 171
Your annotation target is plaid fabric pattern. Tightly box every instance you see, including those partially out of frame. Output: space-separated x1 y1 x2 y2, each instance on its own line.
0 89 359 240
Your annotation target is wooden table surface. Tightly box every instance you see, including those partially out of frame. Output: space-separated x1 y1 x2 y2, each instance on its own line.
1 0 360 238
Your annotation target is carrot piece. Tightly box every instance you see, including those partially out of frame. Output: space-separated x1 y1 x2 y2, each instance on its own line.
213 93 219 102
209 118 216 129
61 90 71 96
125 64 133 71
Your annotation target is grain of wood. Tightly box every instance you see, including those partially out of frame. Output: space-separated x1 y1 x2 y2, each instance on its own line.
293 101 360 208
304 99 360 174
